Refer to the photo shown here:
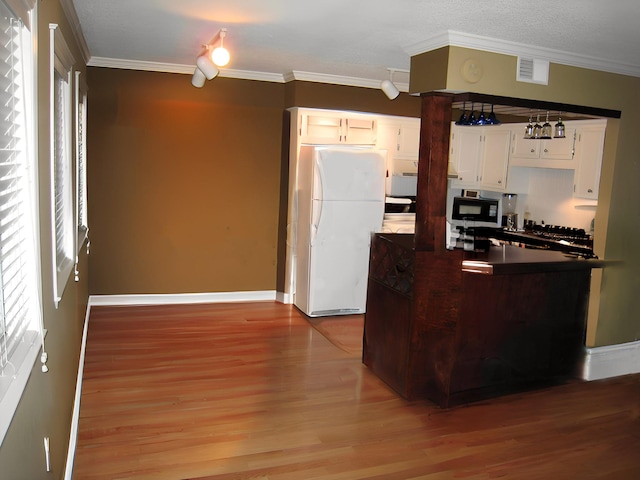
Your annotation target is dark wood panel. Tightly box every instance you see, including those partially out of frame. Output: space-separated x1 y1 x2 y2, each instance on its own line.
415 94 452 252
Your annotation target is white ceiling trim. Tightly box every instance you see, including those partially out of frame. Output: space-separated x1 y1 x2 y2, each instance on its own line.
288 71 409 92
86 56 285 83
85 57 412 91
405 30 640 78
59 0 90 64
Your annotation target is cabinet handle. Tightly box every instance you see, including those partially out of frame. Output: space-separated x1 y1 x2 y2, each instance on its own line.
544 148 549 153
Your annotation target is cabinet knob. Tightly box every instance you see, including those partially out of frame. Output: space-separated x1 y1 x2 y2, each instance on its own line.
530 148 535 153
588 188 593 193
498 180 502 184
544 148 549 153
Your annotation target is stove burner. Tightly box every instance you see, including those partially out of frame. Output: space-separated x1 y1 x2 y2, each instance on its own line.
527 223 593 248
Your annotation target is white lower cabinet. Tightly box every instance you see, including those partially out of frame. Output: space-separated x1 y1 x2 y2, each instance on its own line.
449 124 511 191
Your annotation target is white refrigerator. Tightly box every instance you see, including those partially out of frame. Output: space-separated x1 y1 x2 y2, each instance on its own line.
294 146 385 317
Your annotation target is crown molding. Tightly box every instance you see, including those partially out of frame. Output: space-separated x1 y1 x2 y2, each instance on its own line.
86 57 286 82
289 70 409 92
85 58 412 91
59 0 90 64
404 30 640 78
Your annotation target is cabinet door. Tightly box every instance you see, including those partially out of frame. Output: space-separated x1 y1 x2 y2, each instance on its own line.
574 126 606 199
344 117 377 145
376 121 401 174
540 127 576 160
300 113 343 144
449 126 481 187
511 126 540 159
479 128 511 191
397 121 421 158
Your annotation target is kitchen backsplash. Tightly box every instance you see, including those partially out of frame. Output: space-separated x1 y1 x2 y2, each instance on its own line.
448 166 597 232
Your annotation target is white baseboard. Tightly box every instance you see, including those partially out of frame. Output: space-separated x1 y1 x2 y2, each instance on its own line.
581 340 640 381
276 291 293 304
63 303 91 480
89 290 278 306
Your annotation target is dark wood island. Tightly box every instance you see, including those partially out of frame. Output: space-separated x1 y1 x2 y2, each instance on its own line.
363 233 604 407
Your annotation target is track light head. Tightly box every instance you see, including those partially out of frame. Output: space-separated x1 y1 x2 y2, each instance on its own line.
196 53 219 80
381 79 400 100
191 67 206 88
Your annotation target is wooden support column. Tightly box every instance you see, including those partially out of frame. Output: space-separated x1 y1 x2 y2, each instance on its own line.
415 93 453 252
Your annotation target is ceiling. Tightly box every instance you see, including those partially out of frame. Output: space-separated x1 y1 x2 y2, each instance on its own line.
69 0 640 89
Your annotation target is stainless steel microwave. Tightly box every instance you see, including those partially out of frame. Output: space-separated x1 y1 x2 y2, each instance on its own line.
452 196 499 224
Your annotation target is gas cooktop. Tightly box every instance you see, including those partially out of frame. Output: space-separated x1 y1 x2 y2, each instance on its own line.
486 224 596 259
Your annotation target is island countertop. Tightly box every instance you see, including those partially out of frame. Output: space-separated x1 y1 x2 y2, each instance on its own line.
372 233 607 276
461 244 608 275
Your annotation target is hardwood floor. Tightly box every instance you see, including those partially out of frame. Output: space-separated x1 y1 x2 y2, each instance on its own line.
73 302 640 479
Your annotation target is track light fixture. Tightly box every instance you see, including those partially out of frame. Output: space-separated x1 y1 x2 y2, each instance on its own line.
211 28 230 67
192 28 230 88
381 68 401 100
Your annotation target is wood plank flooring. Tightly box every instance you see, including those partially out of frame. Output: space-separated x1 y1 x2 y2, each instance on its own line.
73 302 640 479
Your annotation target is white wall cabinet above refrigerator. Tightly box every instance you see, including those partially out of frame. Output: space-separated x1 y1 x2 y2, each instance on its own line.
448 124 511 191
299 111 377 145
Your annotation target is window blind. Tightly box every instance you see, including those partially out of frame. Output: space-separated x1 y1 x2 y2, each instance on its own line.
75 72 88 256
49 23 74 306
0 1 42 445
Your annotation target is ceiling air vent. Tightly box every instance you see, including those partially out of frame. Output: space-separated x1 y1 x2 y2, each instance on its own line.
517 57 549 85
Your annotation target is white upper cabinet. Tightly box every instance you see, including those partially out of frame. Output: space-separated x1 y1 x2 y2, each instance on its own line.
479 127 512 190
449 126 482 187
509 123 577 169
299 111 377 145
449 124 511 191
376 117 420 175
573 120 607 199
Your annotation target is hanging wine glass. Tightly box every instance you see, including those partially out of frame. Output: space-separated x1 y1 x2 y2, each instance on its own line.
554 113 566 138
468 102 477 125
477 104 486 125
532 113 542 139
455 101 468 125
524 113 534 139
487 105 500 125
541 111 552 139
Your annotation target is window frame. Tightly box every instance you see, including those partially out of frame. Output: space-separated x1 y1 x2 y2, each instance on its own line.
49 23 75 308
74 70 88 281
0 0 42 446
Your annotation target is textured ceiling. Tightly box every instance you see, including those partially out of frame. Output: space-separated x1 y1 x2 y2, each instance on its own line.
70 0 640 85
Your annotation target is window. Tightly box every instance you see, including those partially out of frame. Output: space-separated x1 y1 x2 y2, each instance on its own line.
0 0 41 445
49 23 75 306
74 71 88 281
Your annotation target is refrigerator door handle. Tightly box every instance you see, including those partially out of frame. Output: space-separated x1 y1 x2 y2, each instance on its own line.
310 197 322 247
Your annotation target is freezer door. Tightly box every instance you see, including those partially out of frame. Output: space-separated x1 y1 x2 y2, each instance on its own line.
314 148 385 202
304 199 383 316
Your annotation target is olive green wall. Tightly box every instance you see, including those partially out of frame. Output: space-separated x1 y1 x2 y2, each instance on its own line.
86 72 421 296
0 1 89 478
411 46 640 348
87 70 287 294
